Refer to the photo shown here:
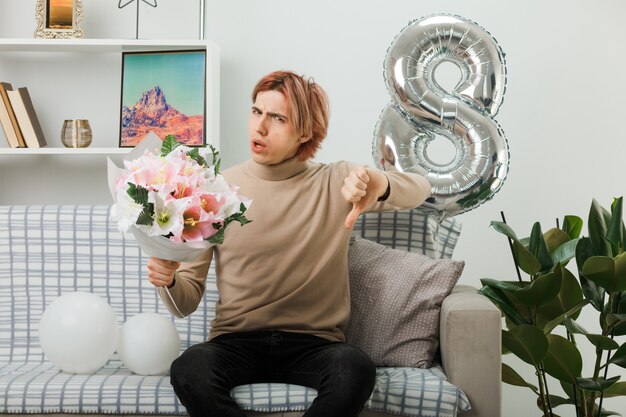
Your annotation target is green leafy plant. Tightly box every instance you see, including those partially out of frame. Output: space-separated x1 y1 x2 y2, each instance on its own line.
479 197 626 417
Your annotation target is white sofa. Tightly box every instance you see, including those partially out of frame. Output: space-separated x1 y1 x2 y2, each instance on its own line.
0 205 501 417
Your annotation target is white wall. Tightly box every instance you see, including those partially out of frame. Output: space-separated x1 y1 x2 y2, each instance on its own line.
1 0 625 415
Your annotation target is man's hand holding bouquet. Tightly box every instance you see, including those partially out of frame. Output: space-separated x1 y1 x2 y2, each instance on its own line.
108 132 251 262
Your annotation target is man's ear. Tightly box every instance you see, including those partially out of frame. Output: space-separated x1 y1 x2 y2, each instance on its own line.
298 135 311 144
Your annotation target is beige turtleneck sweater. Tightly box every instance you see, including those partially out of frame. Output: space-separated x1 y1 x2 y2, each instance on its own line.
158 156 431 342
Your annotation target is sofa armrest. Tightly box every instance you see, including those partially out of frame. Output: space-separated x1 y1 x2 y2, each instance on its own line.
440 285 501 417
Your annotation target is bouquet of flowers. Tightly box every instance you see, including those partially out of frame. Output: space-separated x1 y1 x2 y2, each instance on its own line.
107 132 251 262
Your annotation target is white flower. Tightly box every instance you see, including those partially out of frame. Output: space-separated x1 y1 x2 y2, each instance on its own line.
148 192 190 238
219 190 252 218
111 189 144 234
202 174 230 194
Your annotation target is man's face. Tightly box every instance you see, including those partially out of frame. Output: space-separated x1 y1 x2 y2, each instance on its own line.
248 90 308 165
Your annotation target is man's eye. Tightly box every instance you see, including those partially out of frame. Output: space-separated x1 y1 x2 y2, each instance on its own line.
274 116 285 122
252 108 261 115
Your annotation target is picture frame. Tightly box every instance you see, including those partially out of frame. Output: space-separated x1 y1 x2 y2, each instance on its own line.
34 0 84 39
119 49 207 148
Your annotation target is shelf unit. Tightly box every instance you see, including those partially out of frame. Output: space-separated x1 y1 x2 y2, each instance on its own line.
0 38 220 155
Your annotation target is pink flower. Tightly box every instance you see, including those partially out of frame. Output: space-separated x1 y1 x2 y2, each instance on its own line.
199 193 224 215
180 206 218 242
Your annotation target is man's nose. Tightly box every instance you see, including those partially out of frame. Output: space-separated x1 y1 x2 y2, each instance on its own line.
256 116 268 135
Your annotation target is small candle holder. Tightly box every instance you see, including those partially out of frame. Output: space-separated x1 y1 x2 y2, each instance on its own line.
61 119 92 148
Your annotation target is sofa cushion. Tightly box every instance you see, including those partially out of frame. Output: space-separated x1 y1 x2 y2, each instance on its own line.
0 360 469 417
352 209 462 259
345 236 464 367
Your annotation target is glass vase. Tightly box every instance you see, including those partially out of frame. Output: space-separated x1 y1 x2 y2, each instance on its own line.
61 119 92 148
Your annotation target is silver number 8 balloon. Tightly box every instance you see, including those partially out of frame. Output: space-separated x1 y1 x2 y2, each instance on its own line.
373 14 510 218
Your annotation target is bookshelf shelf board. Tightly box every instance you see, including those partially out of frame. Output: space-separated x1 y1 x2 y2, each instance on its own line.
0 147 130 155
0 38 212 53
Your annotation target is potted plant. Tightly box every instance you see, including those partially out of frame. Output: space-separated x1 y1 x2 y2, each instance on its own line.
479 197 626 417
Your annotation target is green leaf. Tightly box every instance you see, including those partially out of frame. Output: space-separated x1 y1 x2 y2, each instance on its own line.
559 380 577 403
576 238 605 311
214 158 221 176
536 267 584 329
607 313 626 334
135 205 154 226
543 395 573 408
480 279 523 293
576 375 621 392
613 293 626 336
589 198 612 257
224 203 252 228
206 144 222 175
599 409 621 417
126 183 149 205
126 183 153 226
160 134 181 156
583 256 626 293
598 409 621 417
501 363 538 393
563 215 584 239
615 252 626 293
551 239 580 266
603 381 626 398
542 300 589 334
208 143 220 166
513 240 541 276
207 227 225 245
536 395 571 413
490 221 519 241
607 197 624 252
608 342 626 369
542 334 583 383
185 147 207 167
502 325 549 366
563 317 619 350
586 334 620 351
478 285 529 325
529 222 554 272
536 394 573 411
513 268 562 309
544 227 572 253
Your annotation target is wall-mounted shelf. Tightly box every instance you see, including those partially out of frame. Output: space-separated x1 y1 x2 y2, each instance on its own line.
0 38 213 53
0 147 130 155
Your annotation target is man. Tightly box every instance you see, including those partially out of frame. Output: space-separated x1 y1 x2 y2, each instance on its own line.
147 70 431 417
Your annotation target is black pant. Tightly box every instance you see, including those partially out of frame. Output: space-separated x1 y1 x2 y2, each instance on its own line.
169 330 376 417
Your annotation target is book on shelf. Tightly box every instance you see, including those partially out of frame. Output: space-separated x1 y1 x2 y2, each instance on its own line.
6 87 47 148
0 82 27 148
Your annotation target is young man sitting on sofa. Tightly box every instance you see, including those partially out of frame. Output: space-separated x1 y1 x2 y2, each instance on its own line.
146 70 432 417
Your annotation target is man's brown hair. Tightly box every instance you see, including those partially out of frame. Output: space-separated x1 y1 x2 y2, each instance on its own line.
252 70 330 161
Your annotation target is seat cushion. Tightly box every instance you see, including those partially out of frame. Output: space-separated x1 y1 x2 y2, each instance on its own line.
0 360 469 417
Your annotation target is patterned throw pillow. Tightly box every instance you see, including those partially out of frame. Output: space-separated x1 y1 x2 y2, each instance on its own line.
345 236 464 367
